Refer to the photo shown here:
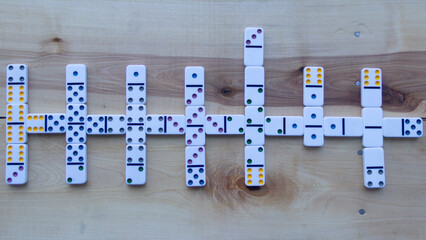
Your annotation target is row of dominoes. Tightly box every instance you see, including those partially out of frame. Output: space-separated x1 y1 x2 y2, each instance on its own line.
244 27 265 187
5 27 423 189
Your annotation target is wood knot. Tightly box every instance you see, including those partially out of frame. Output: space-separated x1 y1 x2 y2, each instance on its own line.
220 87 234 97
51 37 63 43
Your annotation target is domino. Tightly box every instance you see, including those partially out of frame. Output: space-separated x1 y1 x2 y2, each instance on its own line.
146 115 185 135
264 116 303 136
363 147 385 188
245 106 264 145
244 27 264 66
126 65 146 105
6 104 27 144
5 144 28 184
362 108 383 147
383 117 423 138
66 144 87 184
26 114 66 134
126 144 146 185
6 64 28 104
185 106 205 146
205 115 245 135
303 66 324 107
361 68 382 108
185 146 206 187
245 146 265 187
244 66 264 106
87 115 126 135
66 104 87 144
303 107 324 147
66 64 87 104
185 67 204 106
126 105 146 144
324 117 363 137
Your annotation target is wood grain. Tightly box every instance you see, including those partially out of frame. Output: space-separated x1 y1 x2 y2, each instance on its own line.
1 0 426 239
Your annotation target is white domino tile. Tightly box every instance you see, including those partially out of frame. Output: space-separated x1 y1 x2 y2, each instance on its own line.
303 66 324 107
185 106 205 146
244 66 264 106
245 106 264 145
6 104 27 144
126 144 146 185
185 67 204 106
66 64 87 104
126 105 146 144
324 117 363 137
245 146 265 187
383 117 423 138
303 107 324 147
185 146 206 187
244 27 264 66
363 148 385 188
126 65 146 105
205 115 245 135
66 104 87 144
86 115 126 135
5 144 28 185
361 68 382 108
362 108 383 147
6 64 28 104
146 115 185 135
264 116 304 136
66 144 87 184
26 113 66 134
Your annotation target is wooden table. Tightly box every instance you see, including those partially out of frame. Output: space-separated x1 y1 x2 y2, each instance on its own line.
1 0 426 239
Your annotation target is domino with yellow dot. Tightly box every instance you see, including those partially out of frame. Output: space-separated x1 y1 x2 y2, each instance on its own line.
6 104 27 144
6 64 28 104
26 114 66 134
5 144 28 184
303 66 324 107
361 68 382 108
245 146 265 187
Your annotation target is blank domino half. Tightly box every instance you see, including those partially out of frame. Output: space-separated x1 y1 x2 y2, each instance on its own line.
185 67 204 106
363 148 385 188
6 64 28 104
245 106 264 145
66 64 87 104
244 66 264 106
66 144 87 184
146 115 185 135
324 117 363 137
303 66 324 107
126 65 146 105
185 146 206 187
264 116 303 136
245 146 265 187
303 107 324 147
6 104 27 144
126 144 146 185
5 144 28 185
383 118 423 138
362 108 383 147
361 68 382 108
244 27 264 66
205 115 245 135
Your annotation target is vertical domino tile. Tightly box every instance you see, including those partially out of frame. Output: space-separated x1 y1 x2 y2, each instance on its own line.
303 66 324 107
245 106 264 145
126 144 146 185
66 144 87 184
245 146 265 187
6 64 28 104
66 64 87 104
363 148 385 188
244 27 264 66
5 144 28 184
185 146 206 187
244 66 265 106
126 65 146 105
185 67 204 106
361 68 382 108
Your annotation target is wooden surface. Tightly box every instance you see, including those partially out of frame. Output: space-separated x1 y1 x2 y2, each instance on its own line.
1 0 426 239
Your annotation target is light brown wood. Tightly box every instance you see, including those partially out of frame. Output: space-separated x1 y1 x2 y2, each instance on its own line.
1 0 426 239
